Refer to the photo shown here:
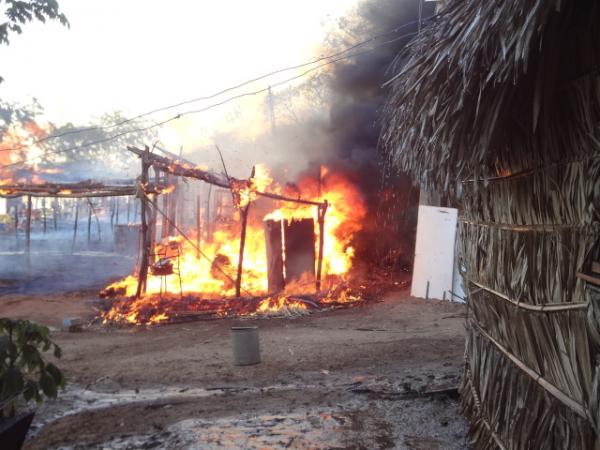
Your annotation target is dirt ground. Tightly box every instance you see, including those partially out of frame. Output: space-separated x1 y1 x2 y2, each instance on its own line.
0 289 470 449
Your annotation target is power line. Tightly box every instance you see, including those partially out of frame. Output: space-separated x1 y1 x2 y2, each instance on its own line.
0 29 422 170
0 15 433 154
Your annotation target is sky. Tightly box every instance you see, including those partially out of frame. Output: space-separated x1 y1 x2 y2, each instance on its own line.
0 0 358 146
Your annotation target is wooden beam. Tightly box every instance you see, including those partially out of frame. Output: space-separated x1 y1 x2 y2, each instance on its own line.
577 272 600 287
25 195 32 265
126 146 326 207
0 181 165 198
42 198 47 234
235 166 255 298
136 147 152 298
72 199 79 252
316 200 329 292
87 200 92 244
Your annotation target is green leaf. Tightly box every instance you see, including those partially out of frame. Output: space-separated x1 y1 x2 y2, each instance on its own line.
21 343 42 369
39 372 57 398
46 363 64 387
1 366 24 398
23 380 37 402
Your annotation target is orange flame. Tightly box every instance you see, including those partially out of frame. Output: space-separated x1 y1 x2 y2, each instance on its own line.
101 165 367 324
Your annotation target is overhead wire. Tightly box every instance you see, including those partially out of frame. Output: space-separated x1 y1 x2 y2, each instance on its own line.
0 15 433 154
0 28 423 171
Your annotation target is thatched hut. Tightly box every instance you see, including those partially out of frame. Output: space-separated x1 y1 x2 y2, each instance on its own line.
382 1 600 448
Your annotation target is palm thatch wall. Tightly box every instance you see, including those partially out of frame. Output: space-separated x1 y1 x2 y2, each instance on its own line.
382 1 600 448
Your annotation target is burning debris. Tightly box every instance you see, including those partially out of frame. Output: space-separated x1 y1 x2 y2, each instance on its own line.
98 149 369 325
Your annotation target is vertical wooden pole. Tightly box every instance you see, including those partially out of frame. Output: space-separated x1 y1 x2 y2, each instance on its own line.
196 194 201 259
151 167 160 248
168 177 178 236
177 180 185 232
72 199 79 252
87 200 92 245
88 199 101 242
205 184 213 242
235 167 255 297
110 198 115 230
161 174 170 239
235 204 250 298
316 200 328 292
42 198 47 234
135 148 151 298
14 204 19 243
53 200 58 231
25 195 32 266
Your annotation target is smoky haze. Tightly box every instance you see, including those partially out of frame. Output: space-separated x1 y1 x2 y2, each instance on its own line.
189 0 435 190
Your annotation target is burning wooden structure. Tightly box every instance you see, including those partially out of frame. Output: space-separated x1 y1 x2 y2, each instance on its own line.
94 146 373 325
0 180 164 257
383 1 600 448
125 146 329 299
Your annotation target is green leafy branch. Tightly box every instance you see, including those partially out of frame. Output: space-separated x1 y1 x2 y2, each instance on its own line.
0 318 65 417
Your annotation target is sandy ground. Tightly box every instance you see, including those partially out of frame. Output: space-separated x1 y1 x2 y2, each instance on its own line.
0 289 470 449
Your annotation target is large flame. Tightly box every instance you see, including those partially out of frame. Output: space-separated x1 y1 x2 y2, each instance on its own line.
101 165 367 324
0 120 57 194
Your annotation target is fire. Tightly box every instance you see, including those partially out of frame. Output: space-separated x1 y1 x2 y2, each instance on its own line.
159 184 176 195
0 120 58 192
101 165 367 324
0 120 48 167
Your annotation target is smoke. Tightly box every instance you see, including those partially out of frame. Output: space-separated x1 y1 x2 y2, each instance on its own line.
301 0 434 269
181 0 435 271
323 0 434 181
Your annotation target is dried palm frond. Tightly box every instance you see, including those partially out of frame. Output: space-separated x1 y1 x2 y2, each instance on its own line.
382 0 600 192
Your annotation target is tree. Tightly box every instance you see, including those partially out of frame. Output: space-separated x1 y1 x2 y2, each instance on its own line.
0 0 69 82
40 112 158 179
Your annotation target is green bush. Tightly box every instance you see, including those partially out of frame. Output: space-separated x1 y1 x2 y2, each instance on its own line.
0 318 65 417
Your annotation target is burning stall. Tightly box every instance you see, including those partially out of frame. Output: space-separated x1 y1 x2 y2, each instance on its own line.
100 146 367 324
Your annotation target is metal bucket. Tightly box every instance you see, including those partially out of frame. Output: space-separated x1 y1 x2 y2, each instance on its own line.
231 326 261 366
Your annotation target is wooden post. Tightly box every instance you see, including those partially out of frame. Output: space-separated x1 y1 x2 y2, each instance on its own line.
235 167 255 297
177 180 185 232
151 167 160 248
161 173 170 239
168 177 178 236
87 200 92 245
205 184 213 242
316 200 328 292
87 199 101 242
196 194 201 259
72 199 79 252
25 195 32 265
42 198 47 234
110 198 115 230
14 204 19 243
135 148 151 298
53 200 58 231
